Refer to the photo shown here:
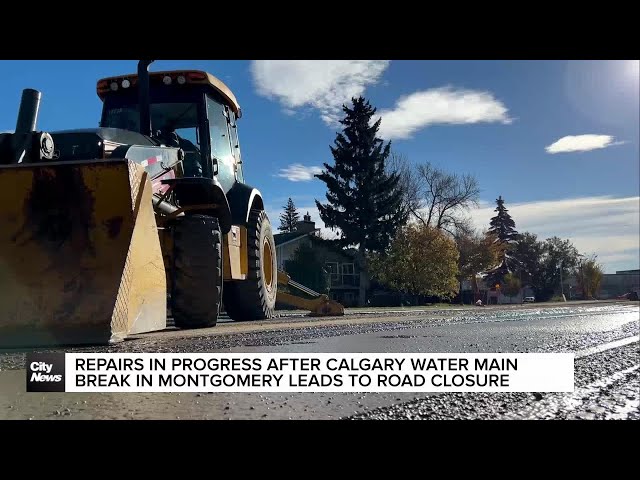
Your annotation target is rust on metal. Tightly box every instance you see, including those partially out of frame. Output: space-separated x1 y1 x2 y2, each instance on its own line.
0 159 166 347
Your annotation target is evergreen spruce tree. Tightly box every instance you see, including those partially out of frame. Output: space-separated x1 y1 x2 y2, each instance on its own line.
315 96 407 256
487 195 519 244
279 197 300 233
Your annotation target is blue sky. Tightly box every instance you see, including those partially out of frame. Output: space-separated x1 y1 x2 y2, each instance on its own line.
1 60 638 273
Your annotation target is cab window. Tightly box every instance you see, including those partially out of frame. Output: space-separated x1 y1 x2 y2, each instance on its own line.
206 95 235 189
207 97 232 161
228 109 244 183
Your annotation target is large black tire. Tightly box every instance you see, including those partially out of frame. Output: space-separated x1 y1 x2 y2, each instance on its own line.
224 209 277 321
171 214 222 329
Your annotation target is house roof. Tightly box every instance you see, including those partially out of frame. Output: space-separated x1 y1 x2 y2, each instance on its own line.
483 258 510 276
274 231 362 263
274 231 309 247
308 236 362 262
482 253 521 277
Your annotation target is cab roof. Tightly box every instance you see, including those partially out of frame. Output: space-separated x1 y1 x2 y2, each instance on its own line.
96 70 242 118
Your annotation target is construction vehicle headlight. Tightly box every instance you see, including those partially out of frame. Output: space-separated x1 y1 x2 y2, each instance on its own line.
177 75 186 85
122 79 131 88
110 82 118 91
163 75 172 85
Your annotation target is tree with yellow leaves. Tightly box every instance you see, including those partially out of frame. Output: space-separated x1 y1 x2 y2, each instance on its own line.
575 254 603 299
369 224 460 300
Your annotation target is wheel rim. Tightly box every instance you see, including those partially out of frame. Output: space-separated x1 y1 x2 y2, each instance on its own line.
263 237 274 292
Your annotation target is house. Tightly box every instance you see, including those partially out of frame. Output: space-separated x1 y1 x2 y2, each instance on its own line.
461 255 534 305
565 268 640 299
314 239 365 307
459 276 534 305
274 212 320 271
274 213 367 307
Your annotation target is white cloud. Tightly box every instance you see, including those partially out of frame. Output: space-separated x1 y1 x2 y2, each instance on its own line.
269 193 639 273
251 60 390 125
275 163 323 182
545 134 625 154
595 251 639 265
375 86 513 140
469 196 640 273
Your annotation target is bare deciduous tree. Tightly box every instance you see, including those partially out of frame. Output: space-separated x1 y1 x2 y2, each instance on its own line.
416 162 480 235
387 152 420 222
388 154 480 237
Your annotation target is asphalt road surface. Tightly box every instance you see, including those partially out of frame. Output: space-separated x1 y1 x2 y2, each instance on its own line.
0 301 638 420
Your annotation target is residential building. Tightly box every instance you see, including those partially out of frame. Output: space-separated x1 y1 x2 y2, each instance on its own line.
274 212 320 271
273 213 367 307
460 276 534 305
473 255 534 304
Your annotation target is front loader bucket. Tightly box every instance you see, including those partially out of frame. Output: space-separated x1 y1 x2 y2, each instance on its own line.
0 159 166 348
308 295 345 317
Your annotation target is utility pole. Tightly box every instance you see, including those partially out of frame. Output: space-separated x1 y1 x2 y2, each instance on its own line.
559 259 564 300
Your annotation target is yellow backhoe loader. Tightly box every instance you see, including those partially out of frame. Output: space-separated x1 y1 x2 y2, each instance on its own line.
277 271 345 317
0 60 342 349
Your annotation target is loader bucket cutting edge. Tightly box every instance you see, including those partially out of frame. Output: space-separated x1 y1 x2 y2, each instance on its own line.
0 159 166 348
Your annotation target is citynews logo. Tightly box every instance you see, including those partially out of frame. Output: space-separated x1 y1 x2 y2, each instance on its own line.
26 353 66 392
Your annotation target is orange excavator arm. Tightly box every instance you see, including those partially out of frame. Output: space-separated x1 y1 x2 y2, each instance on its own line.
277 271 345 317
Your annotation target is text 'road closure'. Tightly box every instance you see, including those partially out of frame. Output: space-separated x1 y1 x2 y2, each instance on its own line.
36 352 575 394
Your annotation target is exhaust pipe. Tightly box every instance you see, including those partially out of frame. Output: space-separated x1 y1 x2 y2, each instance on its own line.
138 60 155 138
0 88 53 164
15 88 41 134
152 194 179 215
10 88 53 163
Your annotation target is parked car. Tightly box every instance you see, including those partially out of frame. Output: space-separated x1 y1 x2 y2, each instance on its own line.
617 291 639 301
523 296 535 303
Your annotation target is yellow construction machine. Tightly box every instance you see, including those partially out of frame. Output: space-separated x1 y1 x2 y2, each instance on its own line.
277 271 344 317
0 60 342 348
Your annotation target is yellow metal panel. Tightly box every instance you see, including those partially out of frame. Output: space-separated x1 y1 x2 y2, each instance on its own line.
115 162 167 337
0 159 166 347
226 226 244 280
239 226 248 277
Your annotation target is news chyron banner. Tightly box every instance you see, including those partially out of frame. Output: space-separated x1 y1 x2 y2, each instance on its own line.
27 352 574 393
